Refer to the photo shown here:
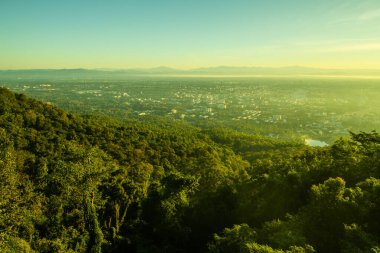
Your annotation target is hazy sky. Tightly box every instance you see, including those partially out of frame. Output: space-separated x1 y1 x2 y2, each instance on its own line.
1 0 380 69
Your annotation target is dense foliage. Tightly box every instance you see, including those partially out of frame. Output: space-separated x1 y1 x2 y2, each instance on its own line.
0 87 379 252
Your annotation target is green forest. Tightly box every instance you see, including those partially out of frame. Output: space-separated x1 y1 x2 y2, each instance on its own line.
0 87 379 253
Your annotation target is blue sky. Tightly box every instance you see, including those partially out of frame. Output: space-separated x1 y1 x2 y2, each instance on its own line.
1 0 380 69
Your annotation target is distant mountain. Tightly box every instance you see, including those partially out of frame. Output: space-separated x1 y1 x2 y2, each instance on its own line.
1 66 380 79
0 68 111 79
0 67 181 79
188 66 380 76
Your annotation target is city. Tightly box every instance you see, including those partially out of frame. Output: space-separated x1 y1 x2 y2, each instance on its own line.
3 77 379 144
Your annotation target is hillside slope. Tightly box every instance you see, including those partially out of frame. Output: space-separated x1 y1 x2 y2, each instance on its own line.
0 87 379 253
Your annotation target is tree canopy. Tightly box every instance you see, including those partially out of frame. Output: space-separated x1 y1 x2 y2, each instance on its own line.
0 87 379 252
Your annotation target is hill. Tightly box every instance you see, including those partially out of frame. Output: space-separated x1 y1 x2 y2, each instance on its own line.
0 87 379 252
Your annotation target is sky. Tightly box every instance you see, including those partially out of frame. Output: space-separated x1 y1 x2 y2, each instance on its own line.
1 0 380 70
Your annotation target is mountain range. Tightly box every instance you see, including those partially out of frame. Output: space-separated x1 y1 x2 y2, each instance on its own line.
1 66 380 79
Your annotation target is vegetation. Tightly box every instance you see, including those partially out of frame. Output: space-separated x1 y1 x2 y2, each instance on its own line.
0 87 379 252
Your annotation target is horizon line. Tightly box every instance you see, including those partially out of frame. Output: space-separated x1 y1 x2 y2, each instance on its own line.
2 65 380 71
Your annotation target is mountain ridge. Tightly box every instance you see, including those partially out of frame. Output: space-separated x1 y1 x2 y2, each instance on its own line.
1 66 380 79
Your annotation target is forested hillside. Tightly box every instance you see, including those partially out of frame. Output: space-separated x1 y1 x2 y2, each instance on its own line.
0 87 379 253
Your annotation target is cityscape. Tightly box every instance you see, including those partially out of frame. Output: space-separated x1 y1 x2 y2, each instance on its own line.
3 76 379 144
